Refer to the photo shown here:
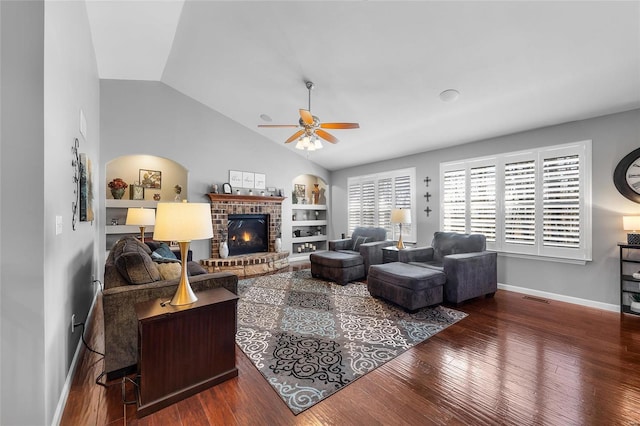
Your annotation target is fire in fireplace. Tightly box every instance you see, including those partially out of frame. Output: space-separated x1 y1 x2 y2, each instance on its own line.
227 214 269 256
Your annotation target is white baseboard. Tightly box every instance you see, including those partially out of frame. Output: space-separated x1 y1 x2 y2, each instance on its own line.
498 283 619 313
51 290 99 426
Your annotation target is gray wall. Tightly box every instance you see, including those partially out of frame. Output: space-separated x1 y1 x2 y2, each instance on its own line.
99 80 329 271
331 109 640 308
1 2 46 425
1 1 100 424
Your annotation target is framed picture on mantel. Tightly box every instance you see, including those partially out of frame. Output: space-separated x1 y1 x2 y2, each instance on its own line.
229 170 242 188
254 173 266 190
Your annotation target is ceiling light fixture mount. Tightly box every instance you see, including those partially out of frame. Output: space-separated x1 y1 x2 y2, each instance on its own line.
439 89 460 102
258 81 359 150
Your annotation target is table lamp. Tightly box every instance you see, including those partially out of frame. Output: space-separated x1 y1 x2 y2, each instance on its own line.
153 201 213 305
391 208 411 249
623 216 640 245
125 207 156 243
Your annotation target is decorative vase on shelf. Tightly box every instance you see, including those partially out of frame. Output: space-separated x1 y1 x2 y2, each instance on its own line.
111 188 125 199
312 184 320 204
274 237 282 253
219 241 229 259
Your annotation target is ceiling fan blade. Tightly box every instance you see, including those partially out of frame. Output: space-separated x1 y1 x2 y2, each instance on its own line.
299 109 314 125
284 129 305 144
316 129 339 144
319 122 360 129
258 124 299 128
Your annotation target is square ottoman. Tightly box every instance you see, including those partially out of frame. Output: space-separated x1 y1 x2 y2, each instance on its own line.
310 251 365 285
368 262 446 312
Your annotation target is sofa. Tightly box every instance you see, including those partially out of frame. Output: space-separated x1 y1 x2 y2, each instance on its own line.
398 231 497 304
102 236 238 379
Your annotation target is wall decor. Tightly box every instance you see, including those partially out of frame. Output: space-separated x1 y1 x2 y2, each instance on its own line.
222 183 232 194
242 172 255 188
254 173 266 190
614 147 640 203
424 176 431 187
79 153 94 221
229 170 243 188
71 138 80 230
140 169 162 189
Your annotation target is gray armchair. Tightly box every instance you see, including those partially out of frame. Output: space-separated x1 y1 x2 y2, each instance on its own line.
329 227 394 273
398 232 497 304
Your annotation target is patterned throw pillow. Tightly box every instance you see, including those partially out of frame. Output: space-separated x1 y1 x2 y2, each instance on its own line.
156 262 182 280
352 236 369 251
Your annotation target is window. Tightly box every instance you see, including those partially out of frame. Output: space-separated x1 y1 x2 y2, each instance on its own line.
440 141 592 262
348 168 416 241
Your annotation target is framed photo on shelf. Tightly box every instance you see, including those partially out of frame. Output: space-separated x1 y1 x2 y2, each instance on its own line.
294 184 306 200
254 173 266 190
139 169 161 189
222 183 232 194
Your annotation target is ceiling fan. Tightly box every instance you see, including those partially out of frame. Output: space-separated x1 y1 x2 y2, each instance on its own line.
258 81 359 150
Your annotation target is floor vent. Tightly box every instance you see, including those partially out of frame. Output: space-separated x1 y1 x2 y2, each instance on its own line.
523 295 550 304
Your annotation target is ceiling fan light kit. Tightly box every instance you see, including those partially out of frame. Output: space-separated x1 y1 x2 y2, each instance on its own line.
258 81 359 151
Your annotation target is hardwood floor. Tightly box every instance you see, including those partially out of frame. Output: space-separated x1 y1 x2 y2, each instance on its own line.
61 266 640 425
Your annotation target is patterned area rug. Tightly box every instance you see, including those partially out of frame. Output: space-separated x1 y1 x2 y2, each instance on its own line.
235 270 467 414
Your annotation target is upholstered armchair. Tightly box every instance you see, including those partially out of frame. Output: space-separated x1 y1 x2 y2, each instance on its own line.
329 227 394 273
398 231 497 304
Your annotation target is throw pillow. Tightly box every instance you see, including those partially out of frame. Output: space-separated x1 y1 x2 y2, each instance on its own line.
151 250 181 263
153 242 178 260
187 261 207 276
352 236 369 251
156 262 182 280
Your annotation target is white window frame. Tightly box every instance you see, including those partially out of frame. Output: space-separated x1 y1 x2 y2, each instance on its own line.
348 167 417 242
440 141 592 263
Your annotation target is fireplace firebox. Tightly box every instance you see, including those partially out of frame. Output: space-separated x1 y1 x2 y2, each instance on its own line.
227 214 269 256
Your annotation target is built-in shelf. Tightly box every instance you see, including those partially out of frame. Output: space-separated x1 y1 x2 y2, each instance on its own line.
105 199 158 208
292 204 327 255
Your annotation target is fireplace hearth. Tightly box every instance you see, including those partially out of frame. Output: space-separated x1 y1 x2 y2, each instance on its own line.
227 214 268 256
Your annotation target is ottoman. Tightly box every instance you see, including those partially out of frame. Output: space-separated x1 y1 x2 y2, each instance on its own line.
310 251 366 285
367 262 446 312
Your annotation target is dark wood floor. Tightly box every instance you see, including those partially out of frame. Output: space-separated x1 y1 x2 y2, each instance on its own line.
61 265 640 425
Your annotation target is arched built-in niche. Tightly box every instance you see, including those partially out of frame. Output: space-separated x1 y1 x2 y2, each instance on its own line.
290 174 328 260
104 155 188 251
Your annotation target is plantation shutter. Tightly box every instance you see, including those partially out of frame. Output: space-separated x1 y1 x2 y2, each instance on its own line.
504 160 536 245
394 175 412 239
361 181 376 228
469 165 496 241
347 168 416 241
443 169 466 233
347 183 362 235
378 178 393 236
542 155 580 248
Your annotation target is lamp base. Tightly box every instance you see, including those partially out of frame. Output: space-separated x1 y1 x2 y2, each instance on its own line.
627 233 640 245
396 236 405 250
170 241 198 306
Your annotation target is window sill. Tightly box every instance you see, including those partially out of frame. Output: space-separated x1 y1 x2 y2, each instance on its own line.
494 251 590 265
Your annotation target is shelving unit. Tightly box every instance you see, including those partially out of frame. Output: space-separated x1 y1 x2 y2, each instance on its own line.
618 243 640 315
291 204 327 260
106 200 158 251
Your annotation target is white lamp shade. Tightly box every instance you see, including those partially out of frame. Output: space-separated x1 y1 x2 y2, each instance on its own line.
153 202 213 242
390 208 411 224
623 216 640 231
125 207 156 226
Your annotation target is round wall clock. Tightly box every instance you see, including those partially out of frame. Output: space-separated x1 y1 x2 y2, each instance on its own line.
614 147 640 203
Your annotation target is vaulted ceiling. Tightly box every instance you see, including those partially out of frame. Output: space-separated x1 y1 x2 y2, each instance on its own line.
86 0 640 170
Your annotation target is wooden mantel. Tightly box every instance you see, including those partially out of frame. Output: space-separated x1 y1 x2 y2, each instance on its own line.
207 193 286 204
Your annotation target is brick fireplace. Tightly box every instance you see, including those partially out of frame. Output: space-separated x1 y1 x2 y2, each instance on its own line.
201 193 289 277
